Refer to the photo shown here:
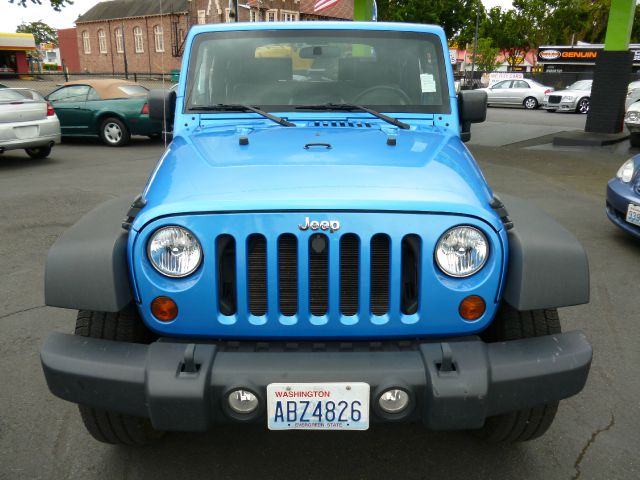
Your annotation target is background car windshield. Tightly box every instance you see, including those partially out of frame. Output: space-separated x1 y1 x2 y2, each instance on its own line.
186 30 450 113
0 89 30 101
569 80 592 90
118 84 149 96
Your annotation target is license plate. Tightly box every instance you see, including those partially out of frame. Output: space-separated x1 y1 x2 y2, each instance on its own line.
13 125 38 139
626 203 640 226
267 382 370 430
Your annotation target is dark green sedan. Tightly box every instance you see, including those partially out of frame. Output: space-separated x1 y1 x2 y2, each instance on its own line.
46 79 163 146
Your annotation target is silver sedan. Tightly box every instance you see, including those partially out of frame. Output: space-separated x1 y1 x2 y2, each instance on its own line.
478 79 553 110
0 88 60 158
542 80 592 114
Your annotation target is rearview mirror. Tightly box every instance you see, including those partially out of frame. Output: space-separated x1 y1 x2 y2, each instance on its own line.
458 90 487 142
148 88 176 124
298 45 341 59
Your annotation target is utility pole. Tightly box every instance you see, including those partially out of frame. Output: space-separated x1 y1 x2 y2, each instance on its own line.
234 0 239 21
469 8 479 88
121 22 129 79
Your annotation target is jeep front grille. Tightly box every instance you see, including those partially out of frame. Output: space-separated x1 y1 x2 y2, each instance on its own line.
215 231 420 319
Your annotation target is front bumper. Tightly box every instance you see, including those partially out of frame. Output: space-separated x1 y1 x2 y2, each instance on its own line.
41 331 592 431
542 100 577 111
624 121 640 133
606 178 640 238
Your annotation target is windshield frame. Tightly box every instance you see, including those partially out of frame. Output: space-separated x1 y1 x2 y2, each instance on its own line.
185 29 451 115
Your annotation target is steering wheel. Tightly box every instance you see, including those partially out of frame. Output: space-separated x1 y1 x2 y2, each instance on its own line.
353 85 412 105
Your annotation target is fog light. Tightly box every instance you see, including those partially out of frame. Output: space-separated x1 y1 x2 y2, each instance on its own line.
378 388 409 414
228 389 259 414
151 296 178 322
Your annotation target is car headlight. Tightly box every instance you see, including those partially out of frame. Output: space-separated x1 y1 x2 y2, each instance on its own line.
543 95 549 102
148 226 202 277
562 95 575 102
616 159 636 183
435 226 489 278
625 111 640 123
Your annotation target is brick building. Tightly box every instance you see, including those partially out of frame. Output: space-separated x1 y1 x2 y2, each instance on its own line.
57 27 81 71
75 0 353 74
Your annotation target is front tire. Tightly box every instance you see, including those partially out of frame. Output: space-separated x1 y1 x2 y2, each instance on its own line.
630 132 640 148
99 117 130 147
523 97 538 110
74 308 164 445
577 97 590 114
475 304 561 443
25 146 51 159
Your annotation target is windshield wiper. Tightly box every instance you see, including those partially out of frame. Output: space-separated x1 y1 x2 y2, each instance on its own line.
189 104 296 127
295 103 410 130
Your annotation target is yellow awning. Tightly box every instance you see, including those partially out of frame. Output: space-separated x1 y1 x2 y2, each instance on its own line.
0 32 37 51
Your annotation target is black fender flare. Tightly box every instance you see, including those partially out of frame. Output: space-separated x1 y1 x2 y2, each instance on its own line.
499 193 590 311
45 196 134 312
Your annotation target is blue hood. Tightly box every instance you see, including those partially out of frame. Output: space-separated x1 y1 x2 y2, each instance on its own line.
133 124 500 231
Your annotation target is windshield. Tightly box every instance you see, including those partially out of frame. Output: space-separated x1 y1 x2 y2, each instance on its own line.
186 29 450 114
568 80 592 91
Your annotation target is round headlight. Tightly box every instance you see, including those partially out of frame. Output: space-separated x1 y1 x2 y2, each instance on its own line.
148 226 202 278
435 226 488 278
616 159 636 183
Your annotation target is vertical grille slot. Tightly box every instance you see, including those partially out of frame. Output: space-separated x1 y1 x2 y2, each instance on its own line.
340 234 359 316
247 234 267 316
216 235 236 316
370 234 390 315
278 234 298 315
401 234 420 315
309 233 329 316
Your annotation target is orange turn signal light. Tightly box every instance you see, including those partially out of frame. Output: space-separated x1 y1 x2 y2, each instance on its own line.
151 296 178 322
459 295 486 321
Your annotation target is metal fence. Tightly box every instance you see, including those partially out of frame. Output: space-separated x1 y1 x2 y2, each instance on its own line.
0 72 177 96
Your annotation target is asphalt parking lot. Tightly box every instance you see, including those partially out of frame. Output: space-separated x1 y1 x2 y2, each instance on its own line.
1 108 639 480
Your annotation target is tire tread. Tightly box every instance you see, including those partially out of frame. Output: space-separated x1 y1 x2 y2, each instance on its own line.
74 308 162 445
477 304 561 443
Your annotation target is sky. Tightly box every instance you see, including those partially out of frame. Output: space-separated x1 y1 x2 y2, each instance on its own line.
0 0 515 33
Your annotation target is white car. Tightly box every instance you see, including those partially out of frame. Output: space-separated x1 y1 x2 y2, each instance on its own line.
542 80 592 114
478 79 553 110
624 101 640 147
0 88 60 158
625 80 640 109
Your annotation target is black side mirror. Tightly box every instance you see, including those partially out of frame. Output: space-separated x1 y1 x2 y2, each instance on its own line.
458 90 487 142
148 88 176 124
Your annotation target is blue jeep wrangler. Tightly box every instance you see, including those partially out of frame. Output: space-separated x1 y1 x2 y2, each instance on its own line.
41 22 592 445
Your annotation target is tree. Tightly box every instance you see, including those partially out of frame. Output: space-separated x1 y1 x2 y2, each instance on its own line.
376 0 478 41
8 0 72 11
473 37 500 72
16 20 58 45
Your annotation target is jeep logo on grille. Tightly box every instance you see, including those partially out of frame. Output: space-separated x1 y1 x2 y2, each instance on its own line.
298 217 341 233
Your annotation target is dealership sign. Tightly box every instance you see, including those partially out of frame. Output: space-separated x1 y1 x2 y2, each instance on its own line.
538 47 640 64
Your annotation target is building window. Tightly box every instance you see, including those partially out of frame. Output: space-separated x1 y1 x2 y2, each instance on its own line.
133 26 144 53
153 25 164 52
281 10 298 21
266 10 277 22
82 30 91 54
98 29 107 53
197 9 206 24
250 9 259 22
115 28 124 53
